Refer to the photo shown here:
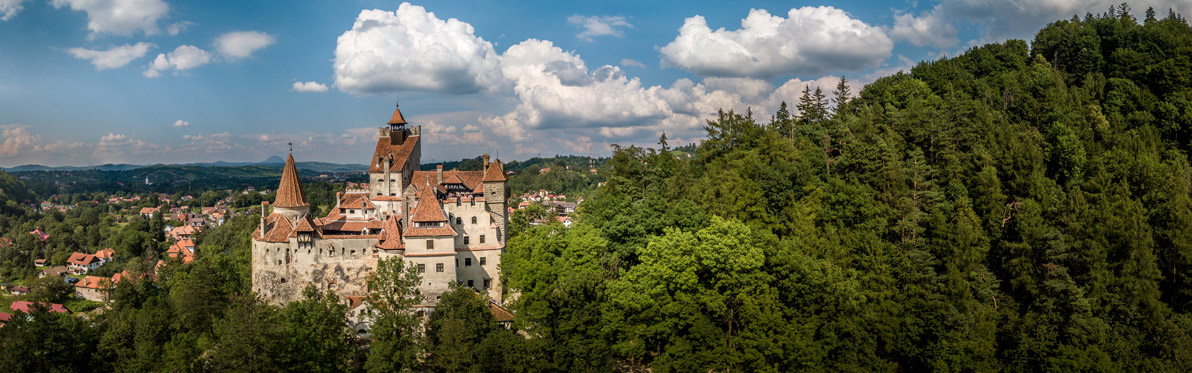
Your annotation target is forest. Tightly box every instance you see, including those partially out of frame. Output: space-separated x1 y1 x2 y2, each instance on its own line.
2 6 1192 371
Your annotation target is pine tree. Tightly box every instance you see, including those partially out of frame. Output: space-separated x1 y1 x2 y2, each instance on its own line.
833 76 851 115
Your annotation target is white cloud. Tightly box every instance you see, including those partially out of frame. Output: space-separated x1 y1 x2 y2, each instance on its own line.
0 125 85 165
66 42 153 70
50 0 169 36
0 0 24 21
143 45 212 78
172 120 189 127
167 21 195 36
292 81 329 93
620 58 645 68
567 15 633 41
660 7 893 78
0 124 41 158
890 6 959 49
95 132 160 160
481 39 670 141
214 31 275 60
333 2 503 95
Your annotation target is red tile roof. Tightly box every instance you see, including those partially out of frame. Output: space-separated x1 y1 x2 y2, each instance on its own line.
0 312 11 323
273 153 309 208
387 105 408 125
67 252 100 266
411 184 447 223
75 275 110 290
370 135 420 173
94 248 115 260
482 160 507 182
403 225 457 237
375 215 405 250
10 301 69 314
257 213 295 243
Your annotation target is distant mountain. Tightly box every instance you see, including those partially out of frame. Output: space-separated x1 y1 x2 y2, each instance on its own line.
2 156 368 173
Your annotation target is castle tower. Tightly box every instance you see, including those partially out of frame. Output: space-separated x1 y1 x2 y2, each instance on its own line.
369 103 421 206
272 151 309 221
481 154 509 242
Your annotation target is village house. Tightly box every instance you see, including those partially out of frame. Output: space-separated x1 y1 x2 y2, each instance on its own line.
94 248 115 264
66 252 103 274
139 207 160 218
39 266 69 279
8 286 29 295
0 312 11 327
74 276 109 302
10 301 70 314
167 225 200 241
34 259 46 267
166 239 197 264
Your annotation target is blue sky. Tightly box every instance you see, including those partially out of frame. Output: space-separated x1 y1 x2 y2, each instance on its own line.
1 0 1188 166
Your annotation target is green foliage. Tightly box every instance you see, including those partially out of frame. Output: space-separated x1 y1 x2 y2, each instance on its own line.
364 257 424 373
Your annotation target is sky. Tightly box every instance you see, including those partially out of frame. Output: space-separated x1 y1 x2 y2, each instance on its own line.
1 0 1190 166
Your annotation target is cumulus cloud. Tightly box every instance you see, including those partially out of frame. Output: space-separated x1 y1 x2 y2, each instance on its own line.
172 120 189 127
50 0 170 36
95 132 160 160
333 2 503 95
660 7 892 78
568 15 633 41
66 42 153 70
0 0 24 21
214 31 275 60
890 6 959 49
143 45 212 78
481 39 670 141
292 81 329 93
0 125 85 165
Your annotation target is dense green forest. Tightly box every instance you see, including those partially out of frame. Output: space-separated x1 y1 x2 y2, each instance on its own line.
3 7 1192 371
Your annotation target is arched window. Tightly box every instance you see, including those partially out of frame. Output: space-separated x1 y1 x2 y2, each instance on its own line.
455 217 462 225
471 216 477 224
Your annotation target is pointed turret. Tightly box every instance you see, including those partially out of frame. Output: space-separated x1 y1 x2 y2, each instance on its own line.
387 104 408 126
274 153 308 208
271 150 310 222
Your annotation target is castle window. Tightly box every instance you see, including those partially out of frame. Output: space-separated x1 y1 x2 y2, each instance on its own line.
464 236 470 245
465 258 472 266
351 250 356 255
350 209 356 214
426 240 434 250
468 280 474 288
455 217 462 225
471 216 477 224
480 235 486 244
436 263 444 272
277 260 281 265
418 264 425 273
480 257 486 266
390 193 396 196
484 279 491 289
280 278 286 284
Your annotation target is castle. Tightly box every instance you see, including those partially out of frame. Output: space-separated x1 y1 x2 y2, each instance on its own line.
251 105 508 306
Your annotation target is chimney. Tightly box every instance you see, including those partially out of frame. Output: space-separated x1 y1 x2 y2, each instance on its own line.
436 165 443 184
260 201 269 233
483 154 490 172
335 192 342 207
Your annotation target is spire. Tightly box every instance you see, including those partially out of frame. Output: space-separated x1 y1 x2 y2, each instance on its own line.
411 182 447 223
482 158 506 182
273 151 309 208
387 102 408 125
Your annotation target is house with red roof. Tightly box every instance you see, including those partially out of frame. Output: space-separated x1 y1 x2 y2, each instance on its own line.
74 275 110 301
67 252 103 274
10 301 69 314
166 239 197 264
94 248 115 264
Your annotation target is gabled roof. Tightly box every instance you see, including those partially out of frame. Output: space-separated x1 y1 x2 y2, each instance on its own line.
369 135 420 173
67 252 99 266
273 153 309 208
257 214 295 243
10 301 69 314
375 215 405 250
95 248 115 259
482 159 507 182
292 215 323 238
443 174 466 184
75 275 109 290
411 184 447 223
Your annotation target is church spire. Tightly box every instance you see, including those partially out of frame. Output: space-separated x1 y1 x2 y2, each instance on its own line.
273 148 308 208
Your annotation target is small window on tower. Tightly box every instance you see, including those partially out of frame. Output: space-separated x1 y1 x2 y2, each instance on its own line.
480 257 486 266
480 235 486 244
468 280 474 288
418 264 425 273
426 240 434 250
465 258 472 266
436 263 444 272
455 217 462 225
484 279 491 289
471 216 477 224
464 236 470 245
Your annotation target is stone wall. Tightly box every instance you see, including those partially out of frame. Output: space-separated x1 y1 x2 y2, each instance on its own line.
252 236 379 305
